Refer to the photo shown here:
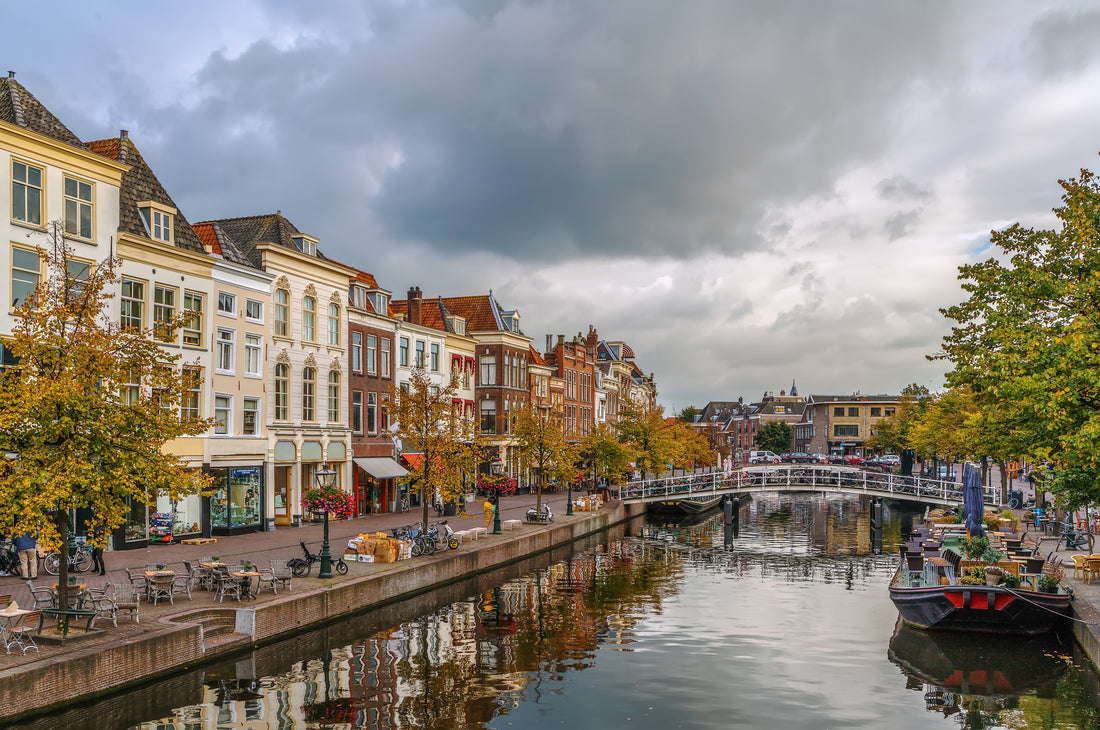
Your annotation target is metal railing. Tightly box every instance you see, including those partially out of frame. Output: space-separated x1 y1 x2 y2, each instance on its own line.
621 465 993 507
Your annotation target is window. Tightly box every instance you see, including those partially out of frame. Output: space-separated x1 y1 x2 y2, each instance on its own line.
504 355 511 387
274 364 289 420
216 329 235 373
11 160 43 226
833 424 859 437
430 343 439 372
381 394 390 430
367 334 377 375
274 289 289 337
181 366 201 421
399 337 409 367
415 341 425 368
350 285 367 309
351 332 363 372
245 299 263 322
368 292 388 314
120 279 144 331
302 367 316 421
480 355 496 386
381 338 391 376
352 391 363 432
150 209 171 242
847 407 859 417
367 392 377 434
292 235 317 256
217 292 236 316
480 400 496 434
885 408 895 417
870 407 882 417
244 334 261 377
119 368 140 406
328 371 341 423
302 296 316 341
182 292 203 347
11 246 41 309
833 407 844 417
214 395 231 435
153 286 176 343
243 397 259 436
63 175 93 240
328 303 340 346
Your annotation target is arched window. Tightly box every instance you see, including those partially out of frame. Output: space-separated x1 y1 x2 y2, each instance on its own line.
302 366 316 421
274 363 289 420
302 296 316 342
328 302 340 346
274 289 289 337
328 371 341 423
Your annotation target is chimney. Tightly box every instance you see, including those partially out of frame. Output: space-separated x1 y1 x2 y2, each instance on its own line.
557 334 565 346
546 334 552 352
407 286 422 325
7 71 14 79
120 129 128 139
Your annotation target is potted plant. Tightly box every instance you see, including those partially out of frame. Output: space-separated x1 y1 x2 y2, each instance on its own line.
1038 564 1064 593
959 567 985 585
1002 573 1020 589
983 565 1004 586
962 536 990 560
212 556 220 562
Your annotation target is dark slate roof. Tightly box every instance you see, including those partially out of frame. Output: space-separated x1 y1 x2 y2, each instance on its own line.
808 394 900 403
86 135 206 255
199 213 338 271
0 76 86 149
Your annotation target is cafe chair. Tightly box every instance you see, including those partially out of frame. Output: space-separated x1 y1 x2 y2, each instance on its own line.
88 589 119 628
269 559 293 593
25 581 56 610
6 611 40 654
124 568 150 598
255 564 278 596
1072 554 1088 580
171 564 193 601
113 584 140 624
214 570 243 603
149 574 175 606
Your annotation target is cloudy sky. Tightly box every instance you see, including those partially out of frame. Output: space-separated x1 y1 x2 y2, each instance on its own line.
6 1 1100 411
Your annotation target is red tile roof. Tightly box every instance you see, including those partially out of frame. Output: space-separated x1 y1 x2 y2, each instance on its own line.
191 221 221 254
529 346 547 366
438 295 499 331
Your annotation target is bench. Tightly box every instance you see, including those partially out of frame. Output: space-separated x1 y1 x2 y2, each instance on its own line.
468 527 487 540
503 519 522 531
38 607 98 634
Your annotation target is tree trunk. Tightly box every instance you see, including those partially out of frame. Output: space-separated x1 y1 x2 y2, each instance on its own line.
55 510 70 633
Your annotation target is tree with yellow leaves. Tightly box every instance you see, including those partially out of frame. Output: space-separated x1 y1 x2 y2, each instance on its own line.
0 224 211 622
511 402 579 516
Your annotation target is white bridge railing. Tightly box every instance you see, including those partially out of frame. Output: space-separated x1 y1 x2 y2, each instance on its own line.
621 465 994 507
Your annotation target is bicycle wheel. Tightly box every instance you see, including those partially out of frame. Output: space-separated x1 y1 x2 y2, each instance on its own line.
448 537 460 550
73 550 93 573
335 559 348 575
411 541 423 557
289 558 310 578
43 553 61 575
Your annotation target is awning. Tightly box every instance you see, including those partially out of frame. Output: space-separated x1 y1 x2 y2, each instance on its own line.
401 453 424 469
353 457 408 480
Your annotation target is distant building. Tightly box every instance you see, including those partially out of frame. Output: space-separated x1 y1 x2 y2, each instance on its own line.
794 394 899 457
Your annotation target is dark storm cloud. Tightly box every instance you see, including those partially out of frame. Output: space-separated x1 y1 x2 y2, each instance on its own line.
875 175 933 203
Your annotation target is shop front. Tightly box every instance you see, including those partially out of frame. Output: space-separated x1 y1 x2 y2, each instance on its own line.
112 469 209 550
207 465 265 535
352 457 408 515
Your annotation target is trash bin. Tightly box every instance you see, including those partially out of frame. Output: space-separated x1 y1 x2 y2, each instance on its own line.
443 502 457 517
1008 490 1023 509
291 514 302 528
265 517 276 532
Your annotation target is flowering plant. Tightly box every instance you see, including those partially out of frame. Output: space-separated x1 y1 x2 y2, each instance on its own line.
478 474 518 496
302 486 355 519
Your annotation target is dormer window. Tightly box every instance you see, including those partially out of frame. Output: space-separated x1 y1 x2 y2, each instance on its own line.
292 235 318 256
368 292 388 314
501 311 520 333
349 285 367 309
138 201 176 244
446 315 466 336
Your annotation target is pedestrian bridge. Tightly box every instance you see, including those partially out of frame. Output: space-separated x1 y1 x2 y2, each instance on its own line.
621 465 995 508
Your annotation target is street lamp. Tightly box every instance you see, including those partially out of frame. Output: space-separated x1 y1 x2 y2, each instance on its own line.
490 456 504 535
566 465 575 517
315 462 337 579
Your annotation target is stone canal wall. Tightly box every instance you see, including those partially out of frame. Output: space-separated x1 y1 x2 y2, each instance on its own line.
0 501 647 723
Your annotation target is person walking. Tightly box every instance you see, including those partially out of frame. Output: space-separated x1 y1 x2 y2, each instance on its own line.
13 529 37 579
91 524 106 576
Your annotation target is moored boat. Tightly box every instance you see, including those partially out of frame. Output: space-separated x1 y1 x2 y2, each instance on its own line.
889 561 1072 635
646 494 723 517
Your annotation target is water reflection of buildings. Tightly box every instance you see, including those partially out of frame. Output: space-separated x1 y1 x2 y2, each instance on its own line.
135 542 674 729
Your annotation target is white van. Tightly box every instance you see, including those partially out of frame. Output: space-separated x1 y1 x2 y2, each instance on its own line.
749 450 780 464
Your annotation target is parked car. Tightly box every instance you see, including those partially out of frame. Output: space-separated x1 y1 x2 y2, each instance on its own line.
781 452 817 463
748 450 781 464
878 454 901 466
810 453 831 464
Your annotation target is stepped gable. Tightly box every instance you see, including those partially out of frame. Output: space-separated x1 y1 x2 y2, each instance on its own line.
86 134 205 254
0 75 86 149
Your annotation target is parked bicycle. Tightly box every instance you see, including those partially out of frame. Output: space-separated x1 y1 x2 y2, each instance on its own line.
437 520 460 550
0 540 23 576
43 536 93 575
287 540 349 578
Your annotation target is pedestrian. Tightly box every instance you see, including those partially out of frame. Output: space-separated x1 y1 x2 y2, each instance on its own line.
483 497 495 529
13 529 37 579
91 524 106 576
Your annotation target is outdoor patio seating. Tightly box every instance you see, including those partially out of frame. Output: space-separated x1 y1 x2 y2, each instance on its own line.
269 559 293 592
87 588 119 627
214 568 243 603
25 581 56 610
113 584 140 623
148 574 175 606
5 611 39 654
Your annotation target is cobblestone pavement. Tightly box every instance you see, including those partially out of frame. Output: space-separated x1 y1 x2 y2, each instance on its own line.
0 490 575 669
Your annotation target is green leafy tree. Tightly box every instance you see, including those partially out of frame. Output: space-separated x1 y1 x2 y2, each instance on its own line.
0 224 211 621
755 421 792 455
937 164 1100 507
677 405 699 423
511 403 579 515
389 367 483 529
580 423 631 486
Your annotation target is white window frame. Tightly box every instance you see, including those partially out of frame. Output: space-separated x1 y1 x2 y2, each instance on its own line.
245 299 263 323
182 291 204 347
244 333 262 378
274 289 289 337
367 334 377 375
214 394 232 435
242 397 260 436
216 328 235 374
11 158 44 228
153 285 177 344
328 302 340 346
217 291 237 317
120 278 145 332
63 174 94 241
302 296 316 342
11 245 42 310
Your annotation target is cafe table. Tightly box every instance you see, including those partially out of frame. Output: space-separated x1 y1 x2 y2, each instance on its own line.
144 570 177 604
230 571 263 600
0 608 32 653
52 583 87 609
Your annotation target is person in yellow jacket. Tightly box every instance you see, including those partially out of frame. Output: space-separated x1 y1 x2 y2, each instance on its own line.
483 497 496 528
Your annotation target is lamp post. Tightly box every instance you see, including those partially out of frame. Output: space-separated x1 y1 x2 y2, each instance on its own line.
566 466 574 516
315 462 337 579
490 456 504 535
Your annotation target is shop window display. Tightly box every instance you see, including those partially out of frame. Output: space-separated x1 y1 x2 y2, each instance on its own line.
124 497 148 543
211 467 262 529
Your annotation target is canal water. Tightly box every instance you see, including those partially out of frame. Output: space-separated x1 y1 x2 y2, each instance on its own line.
16 493 1100 729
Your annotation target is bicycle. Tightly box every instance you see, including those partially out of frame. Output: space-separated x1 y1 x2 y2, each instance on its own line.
287 540 349 578
43 537 93 575
0 540 22 576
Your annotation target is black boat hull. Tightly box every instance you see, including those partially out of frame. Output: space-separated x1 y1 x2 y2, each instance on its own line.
647 495 723 516
890 582 1072 635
